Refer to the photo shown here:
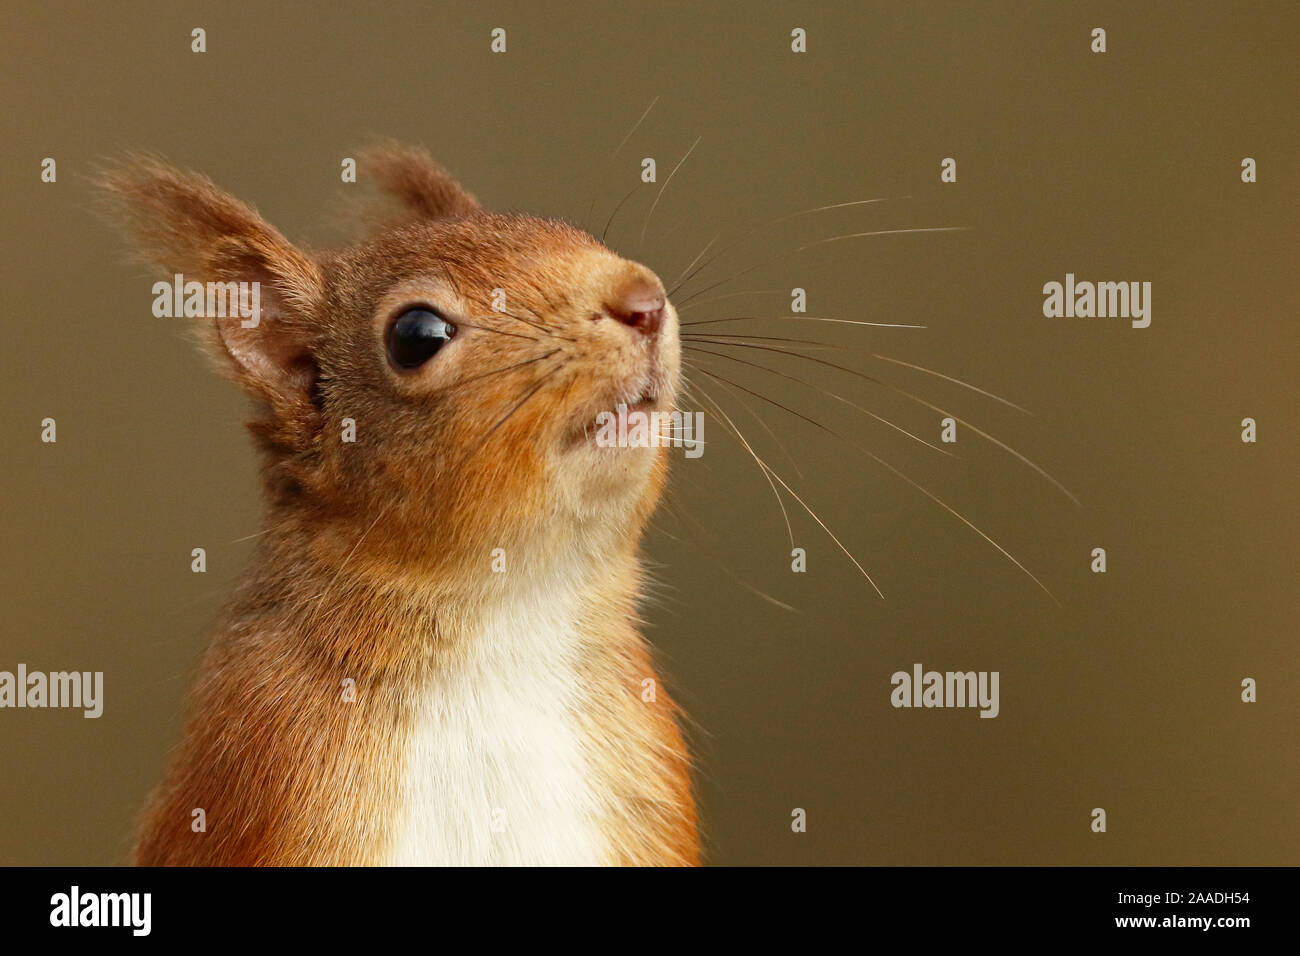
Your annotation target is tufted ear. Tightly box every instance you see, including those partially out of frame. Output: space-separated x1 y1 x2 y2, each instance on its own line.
358 141 480 223
99 157 324 424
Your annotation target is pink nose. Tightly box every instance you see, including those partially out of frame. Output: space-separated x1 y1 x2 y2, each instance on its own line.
606 278 665 337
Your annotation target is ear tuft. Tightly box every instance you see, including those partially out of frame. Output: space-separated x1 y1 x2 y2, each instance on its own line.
358 141 480 223
99 156 325 427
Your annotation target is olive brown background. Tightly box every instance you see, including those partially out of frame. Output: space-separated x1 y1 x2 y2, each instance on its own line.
1 1 1296 864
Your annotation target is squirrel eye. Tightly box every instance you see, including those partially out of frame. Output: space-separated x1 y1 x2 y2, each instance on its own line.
387 307 454 370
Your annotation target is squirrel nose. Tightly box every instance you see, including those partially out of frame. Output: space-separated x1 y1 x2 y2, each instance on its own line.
605 278 666 337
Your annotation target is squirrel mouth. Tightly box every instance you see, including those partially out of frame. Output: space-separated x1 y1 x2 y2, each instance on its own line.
562 387 663 450
624 389 658 413
608 383 664 420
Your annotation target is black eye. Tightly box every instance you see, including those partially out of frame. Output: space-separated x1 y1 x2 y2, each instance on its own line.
387 307 454 370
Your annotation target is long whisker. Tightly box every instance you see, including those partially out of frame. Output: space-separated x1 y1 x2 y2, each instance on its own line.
854 435 1061 605
490 308 575 342
602 183 640 245
675 226 967 307
684 331 850 345
488 305 555 331
689 339 1079 505
698 368 887 598
668 233 720 293
687 360 823 431
684 331 1033 415
455 358 567 469
684 343 954 457
674 289 788 313
683 331 856 352
668 197 905 298
866 354 1034 417
430 348 563 395
690 380 796 546
585 95 659 232
612 95 659 158
639 135 702 247
649 448 798 613
690 365 1056 602
682 314 927 330
458 319 542 343
687 365 806 478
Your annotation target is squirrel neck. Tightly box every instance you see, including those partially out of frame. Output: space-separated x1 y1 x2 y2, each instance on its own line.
238 508 647 676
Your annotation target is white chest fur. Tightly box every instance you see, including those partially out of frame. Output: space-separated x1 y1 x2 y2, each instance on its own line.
386 582 605 866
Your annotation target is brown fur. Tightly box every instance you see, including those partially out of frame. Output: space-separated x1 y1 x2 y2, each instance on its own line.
103 143 698 866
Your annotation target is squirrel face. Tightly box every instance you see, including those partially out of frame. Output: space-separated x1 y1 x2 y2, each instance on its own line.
103 145 680 588
315 213 682 581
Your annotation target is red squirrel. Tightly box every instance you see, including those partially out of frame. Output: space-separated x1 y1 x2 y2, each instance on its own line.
102 143 699 865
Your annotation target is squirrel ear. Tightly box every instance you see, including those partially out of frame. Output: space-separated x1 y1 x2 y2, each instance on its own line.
358 142 480 223
100 158 324 418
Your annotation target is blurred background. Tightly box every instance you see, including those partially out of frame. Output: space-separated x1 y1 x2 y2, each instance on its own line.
1 0 1296 864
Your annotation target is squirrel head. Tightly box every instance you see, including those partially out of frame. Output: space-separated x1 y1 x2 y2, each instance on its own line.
101 144 681 589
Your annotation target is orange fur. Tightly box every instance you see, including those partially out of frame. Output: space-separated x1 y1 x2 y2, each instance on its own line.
104 144 699 866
